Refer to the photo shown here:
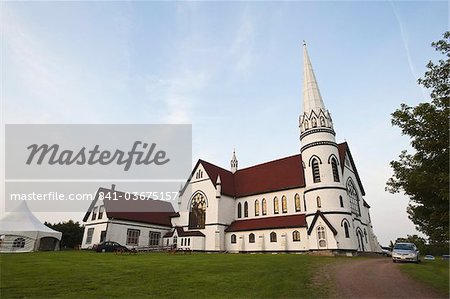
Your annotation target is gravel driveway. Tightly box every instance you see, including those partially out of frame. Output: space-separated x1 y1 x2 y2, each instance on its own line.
332 257 445 298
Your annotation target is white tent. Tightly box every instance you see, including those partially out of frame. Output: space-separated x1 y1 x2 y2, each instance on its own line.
0 201 62 252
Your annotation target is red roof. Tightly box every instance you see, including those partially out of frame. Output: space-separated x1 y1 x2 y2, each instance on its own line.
83 187 176 227
199 154 305 198
225 214 307 232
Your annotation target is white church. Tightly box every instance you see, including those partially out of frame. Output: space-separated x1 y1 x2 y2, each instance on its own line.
81 44 382 254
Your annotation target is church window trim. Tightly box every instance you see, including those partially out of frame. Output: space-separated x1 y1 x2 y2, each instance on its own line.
311 158 321 183
311 117 317 128
316 196 321 208
331 157 340 182
126 229 140 246
295 193 301 212
339 196 344 208
262 198 267 215
149 231 161 246
231 234 237 244
293 230 301 242
255 200 260 216
273 197 279 214
317 226 326 248
320 116 326 127
237 203 242 219
346 178 361 216
244 201 249 218
249 233 255 243
281 196 287 213
189 192 207 229
270 232 277 243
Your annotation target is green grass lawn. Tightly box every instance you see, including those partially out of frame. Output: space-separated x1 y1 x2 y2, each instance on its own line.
0 251 338 298
399 259 449 296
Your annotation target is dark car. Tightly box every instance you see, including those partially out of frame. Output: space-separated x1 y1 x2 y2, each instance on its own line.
95 241 129 253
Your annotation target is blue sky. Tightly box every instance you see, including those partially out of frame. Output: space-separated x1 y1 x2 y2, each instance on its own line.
1 1 448 245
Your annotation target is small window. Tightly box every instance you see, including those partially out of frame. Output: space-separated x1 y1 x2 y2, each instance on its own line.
187 238 190 247
173 236 178 246
91 207 98 221
231 234 237 244
244 201 248 218
126 229 140 245
316 196 321 208
295 193 301 212
364 229 368 243
317 226 326 248
293 230 301 242
312 117 317 127
255 200 260 216
281 196 287 213
149 231 161 246
320 116 326 127
312 159 320 183
98 205 104 219
344 222 350 238
13 237 25 248
181 238 184 246
86 228 94 244
331 158 340 182
262 198 267 215
304 121 309 130
249 233 255 243
273 197 279 214
339 196 344 208
270 232 277 243
237 202 242 218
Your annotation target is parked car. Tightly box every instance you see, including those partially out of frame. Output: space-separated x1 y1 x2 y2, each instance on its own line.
381 246 392 257
392 242 420 263
424 255 435 260
95 241 129 253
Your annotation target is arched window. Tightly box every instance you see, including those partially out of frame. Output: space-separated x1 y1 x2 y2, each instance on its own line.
364 229 368 243
316 196 321 208
320 116 326 127
344 222 350 238
231 234 237 244
347 179 361 216
13 237 25 248
317 226 326 248
331 157 340 182
237 202 242 218
173 236 178 247
270 232 277 243
273 197 279 214
244 201 248 218
181 238 184 246
304 121 309 131
339 196 344 208
295 193 301 212
249 233 255 243
188 238 190 246
255 200 260 216
189 192 207 229
281 196 287 213
293 230 301 242
262 198 267 215
312 159 321 183
312 117 317 127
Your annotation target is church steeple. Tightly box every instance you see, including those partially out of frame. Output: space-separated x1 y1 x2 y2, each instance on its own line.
299 42 334 137
230 149 238 173
303 42 325 113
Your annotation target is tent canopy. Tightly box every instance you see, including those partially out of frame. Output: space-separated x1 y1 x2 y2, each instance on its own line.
0 201 62 240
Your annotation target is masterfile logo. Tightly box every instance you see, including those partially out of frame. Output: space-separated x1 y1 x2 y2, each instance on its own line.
6 124 191 180
5 124 192 212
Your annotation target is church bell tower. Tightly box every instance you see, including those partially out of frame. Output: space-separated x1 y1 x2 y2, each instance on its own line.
299 43 351 251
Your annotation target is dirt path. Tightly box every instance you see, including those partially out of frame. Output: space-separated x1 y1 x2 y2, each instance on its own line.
332 257 445 298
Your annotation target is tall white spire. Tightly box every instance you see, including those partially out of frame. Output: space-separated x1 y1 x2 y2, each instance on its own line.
303 42 325 113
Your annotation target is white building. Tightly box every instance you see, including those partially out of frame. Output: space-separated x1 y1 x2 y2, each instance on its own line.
82 44 381 254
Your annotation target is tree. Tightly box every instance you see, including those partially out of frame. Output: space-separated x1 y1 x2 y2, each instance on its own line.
45 220 84 249
386 31 449 247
